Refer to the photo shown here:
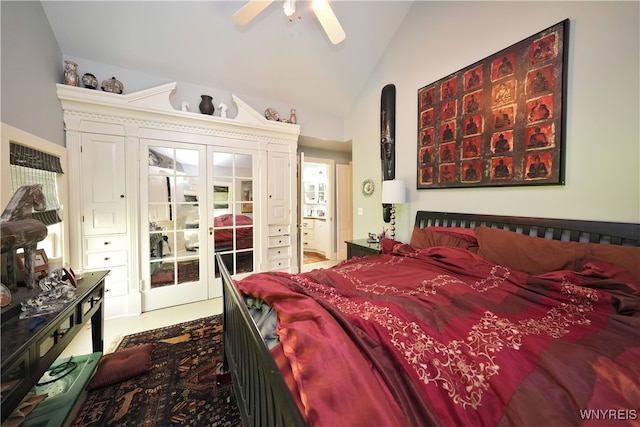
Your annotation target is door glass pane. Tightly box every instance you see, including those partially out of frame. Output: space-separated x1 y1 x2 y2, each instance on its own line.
177 259 199 284
148 146 201 288
212 151 254 276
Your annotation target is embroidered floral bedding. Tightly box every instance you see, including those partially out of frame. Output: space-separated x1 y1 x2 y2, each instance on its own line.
236 244 640 427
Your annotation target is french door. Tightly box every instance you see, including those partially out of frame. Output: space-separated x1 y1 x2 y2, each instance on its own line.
208 146 262 292
140 140 208 312
140 140 261 312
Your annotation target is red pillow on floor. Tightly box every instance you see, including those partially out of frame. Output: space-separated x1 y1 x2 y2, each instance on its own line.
86 343 155 391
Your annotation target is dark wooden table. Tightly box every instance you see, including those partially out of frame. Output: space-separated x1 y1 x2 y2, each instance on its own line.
1 270 108 423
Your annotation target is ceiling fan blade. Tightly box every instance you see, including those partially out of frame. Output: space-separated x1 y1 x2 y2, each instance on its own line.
312 0 346 45
232 0 275 26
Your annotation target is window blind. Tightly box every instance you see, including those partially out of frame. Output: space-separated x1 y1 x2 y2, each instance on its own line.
9 142 64 225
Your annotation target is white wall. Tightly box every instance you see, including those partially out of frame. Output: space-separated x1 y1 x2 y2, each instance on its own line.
62 56 346 143
347 1 640 243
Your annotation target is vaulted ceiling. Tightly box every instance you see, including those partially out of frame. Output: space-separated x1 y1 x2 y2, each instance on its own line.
41 1 414 118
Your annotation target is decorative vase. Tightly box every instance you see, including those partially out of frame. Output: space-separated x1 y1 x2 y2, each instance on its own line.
289 108 297 124
82 73 98 89
64 60 78 86
199 95 214 115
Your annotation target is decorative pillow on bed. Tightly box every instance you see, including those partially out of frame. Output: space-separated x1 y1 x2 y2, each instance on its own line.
474 226 592 275
381 238 402 254
86 343 155 391
410 226 479 252
426 226 478 244
588 244 640 280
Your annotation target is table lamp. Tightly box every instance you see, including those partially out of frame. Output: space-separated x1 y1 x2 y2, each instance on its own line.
381 179 406 239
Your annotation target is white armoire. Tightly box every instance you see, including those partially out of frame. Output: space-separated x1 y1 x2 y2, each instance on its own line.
58 83 299 319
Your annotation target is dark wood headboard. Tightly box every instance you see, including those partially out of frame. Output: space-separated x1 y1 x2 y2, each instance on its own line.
415 211 640 246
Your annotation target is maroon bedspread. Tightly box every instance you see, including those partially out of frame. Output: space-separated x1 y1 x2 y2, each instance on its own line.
236 245 640 427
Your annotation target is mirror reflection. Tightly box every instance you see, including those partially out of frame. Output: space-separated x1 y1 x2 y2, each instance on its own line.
148 146 201 288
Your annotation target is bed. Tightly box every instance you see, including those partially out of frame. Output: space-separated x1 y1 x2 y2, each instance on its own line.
216 211 640 427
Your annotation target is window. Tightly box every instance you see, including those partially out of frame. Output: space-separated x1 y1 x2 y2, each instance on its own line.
9 142 64 225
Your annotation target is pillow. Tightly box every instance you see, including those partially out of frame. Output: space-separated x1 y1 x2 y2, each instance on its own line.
381 238 402 254
588 243 640 280
410 226 479 252
427 226 478 244
474 226 591 275
86 343 155 391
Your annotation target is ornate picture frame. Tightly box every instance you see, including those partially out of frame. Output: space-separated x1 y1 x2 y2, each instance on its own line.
417 19 568 189
17 248 49 278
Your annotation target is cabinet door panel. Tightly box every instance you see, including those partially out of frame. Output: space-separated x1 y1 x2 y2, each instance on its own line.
267 151 289 224
81 134 126 235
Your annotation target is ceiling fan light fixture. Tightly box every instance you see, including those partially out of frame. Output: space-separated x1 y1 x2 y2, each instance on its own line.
233 0 345 44
283 0 296 18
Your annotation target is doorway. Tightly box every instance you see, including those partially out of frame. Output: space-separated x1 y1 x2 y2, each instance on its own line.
300 157 335 267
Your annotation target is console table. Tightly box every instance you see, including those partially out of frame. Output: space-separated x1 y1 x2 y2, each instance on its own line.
1 270 107 423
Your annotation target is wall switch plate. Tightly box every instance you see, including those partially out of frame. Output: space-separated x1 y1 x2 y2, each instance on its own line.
357 208 364 215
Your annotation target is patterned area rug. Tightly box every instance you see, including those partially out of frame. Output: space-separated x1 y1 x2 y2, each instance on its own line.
71 315 241 426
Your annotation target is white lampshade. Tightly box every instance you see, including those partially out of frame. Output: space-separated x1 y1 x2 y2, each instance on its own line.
381 179 406 204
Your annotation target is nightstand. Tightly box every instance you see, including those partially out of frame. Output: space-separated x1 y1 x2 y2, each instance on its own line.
345 239 382 259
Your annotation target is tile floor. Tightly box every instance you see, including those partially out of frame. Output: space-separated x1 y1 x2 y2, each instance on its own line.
60 259 340 359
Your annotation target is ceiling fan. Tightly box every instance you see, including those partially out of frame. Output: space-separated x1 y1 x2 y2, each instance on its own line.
233 0 346 45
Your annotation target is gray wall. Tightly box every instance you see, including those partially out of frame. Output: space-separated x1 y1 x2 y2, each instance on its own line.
1 1 64 146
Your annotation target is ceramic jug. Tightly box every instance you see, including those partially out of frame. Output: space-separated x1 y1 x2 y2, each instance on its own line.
199 95 214 115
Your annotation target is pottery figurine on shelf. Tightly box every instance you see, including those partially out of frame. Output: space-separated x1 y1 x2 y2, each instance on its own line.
101 77 124 94
199 95 214 115
218 103 228 118
290 108 297 124
82 73 98 89
64 60 79 86
265 107 279 121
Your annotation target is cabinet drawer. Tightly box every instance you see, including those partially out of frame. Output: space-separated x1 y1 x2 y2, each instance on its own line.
268 257 291 270
104 279 128 297
302 228 315 240
268 246 291 260
268 235 291 248
85 251 128 269
103 266 128 296
268 225 291 236
84 235 128 251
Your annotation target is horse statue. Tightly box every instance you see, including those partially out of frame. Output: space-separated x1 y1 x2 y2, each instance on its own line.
1 184 48 291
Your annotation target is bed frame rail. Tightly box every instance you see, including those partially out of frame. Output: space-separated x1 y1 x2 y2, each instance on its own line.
216 254 306 427
415 211 640 246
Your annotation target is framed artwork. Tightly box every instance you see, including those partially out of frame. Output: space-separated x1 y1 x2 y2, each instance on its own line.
213 185 229 210
17 249 49 277
417 19 568 189
240 181 253 213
